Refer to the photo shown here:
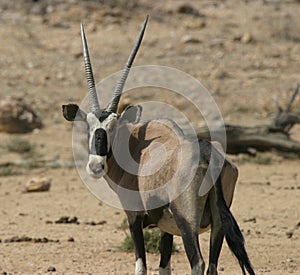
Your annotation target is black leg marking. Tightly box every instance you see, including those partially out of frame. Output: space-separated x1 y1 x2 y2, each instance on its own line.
128 216 146 271
207 226 224 275
207 188 225 275
159 232 173 269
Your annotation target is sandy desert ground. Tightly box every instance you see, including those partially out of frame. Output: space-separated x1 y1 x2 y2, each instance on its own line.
0 0 300 274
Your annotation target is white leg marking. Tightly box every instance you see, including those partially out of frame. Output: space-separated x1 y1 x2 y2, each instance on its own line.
159 260 171 275
135 258 147 275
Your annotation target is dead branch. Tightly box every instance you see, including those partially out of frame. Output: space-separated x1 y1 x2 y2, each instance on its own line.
197 83 300 155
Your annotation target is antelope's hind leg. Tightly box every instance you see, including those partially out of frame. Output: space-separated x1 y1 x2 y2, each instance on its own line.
159 231 173 275
206 188 224 275
170 192 209 275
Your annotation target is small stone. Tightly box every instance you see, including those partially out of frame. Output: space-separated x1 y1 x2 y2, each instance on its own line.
181 35 201 44
47 266 56 272
56 71 65 80
24 177 51 193
46 5 54 14
243 217 257 223
30 4 47 15
176 4 203 17
241 33 253 44
183 19 206 30
211 68 230 79
55 216 79 224
26 62 34 69
52 21 70 29
67 237 75 242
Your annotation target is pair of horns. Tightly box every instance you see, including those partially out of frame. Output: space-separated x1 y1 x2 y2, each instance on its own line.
80 15 149 115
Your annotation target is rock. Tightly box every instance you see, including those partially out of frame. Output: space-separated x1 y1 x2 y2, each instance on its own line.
55 216 79 224
85 220 107 226
241 33 253 44
47 266 56 272
233 33 253 44
3 235 58 243
24 177 51 193
180 35 202 44
0 96 43 133
243 217 257 223
183 19 206 30
176 3 203 17
211 68 230 79
56 71 65 80
52 21 71 29
30 3 48 15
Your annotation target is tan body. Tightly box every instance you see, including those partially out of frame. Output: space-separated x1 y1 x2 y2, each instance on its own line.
102 118 240 274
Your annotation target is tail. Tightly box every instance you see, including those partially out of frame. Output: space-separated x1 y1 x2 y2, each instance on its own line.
215 176 255 275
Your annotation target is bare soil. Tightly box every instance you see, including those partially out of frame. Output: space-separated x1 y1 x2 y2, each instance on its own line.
0 0 300 274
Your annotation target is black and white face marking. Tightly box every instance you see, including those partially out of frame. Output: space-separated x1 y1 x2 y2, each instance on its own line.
93 128 108 156
86 112 118 178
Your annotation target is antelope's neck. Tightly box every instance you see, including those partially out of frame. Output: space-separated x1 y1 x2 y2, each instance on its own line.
105 123 141 187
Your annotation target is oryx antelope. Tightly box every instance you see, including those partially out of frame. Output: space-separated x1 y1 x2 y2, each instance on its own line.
62 16 255 275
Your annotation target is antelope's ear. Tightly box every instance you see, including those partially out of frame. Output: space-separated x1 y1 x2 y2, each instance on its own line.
118 105 142 125
62 104 87 121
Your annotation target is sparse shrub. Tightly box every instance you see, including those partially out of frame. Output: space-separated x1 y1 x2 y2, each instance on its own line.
119 234 135 252
143 228 163 253
0 166 15 177
253 153 274 165
5 137 35 155
118 222 177 254
101 0 139 9
235 152 275 165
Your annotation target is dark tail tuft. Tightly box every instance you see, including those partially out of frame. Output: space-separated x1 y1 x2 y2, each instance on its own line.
215 176 255 275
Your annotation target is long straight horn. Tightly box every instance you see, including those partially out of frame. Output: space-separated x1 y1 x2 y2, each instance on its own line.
107 15 149 113
80 22 101 115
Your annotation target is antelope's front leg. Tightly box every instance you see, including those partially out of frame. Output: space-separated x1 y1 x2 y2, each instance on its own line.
128 215 147 275
159 231 173 275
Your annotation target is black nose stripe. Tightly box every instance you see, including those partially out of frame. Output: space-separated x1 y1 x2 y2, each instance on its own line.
94 128 108 156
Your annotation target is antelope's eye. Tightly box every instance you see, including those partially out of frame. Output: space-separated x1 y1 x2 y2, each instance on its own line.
94 128 108 156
